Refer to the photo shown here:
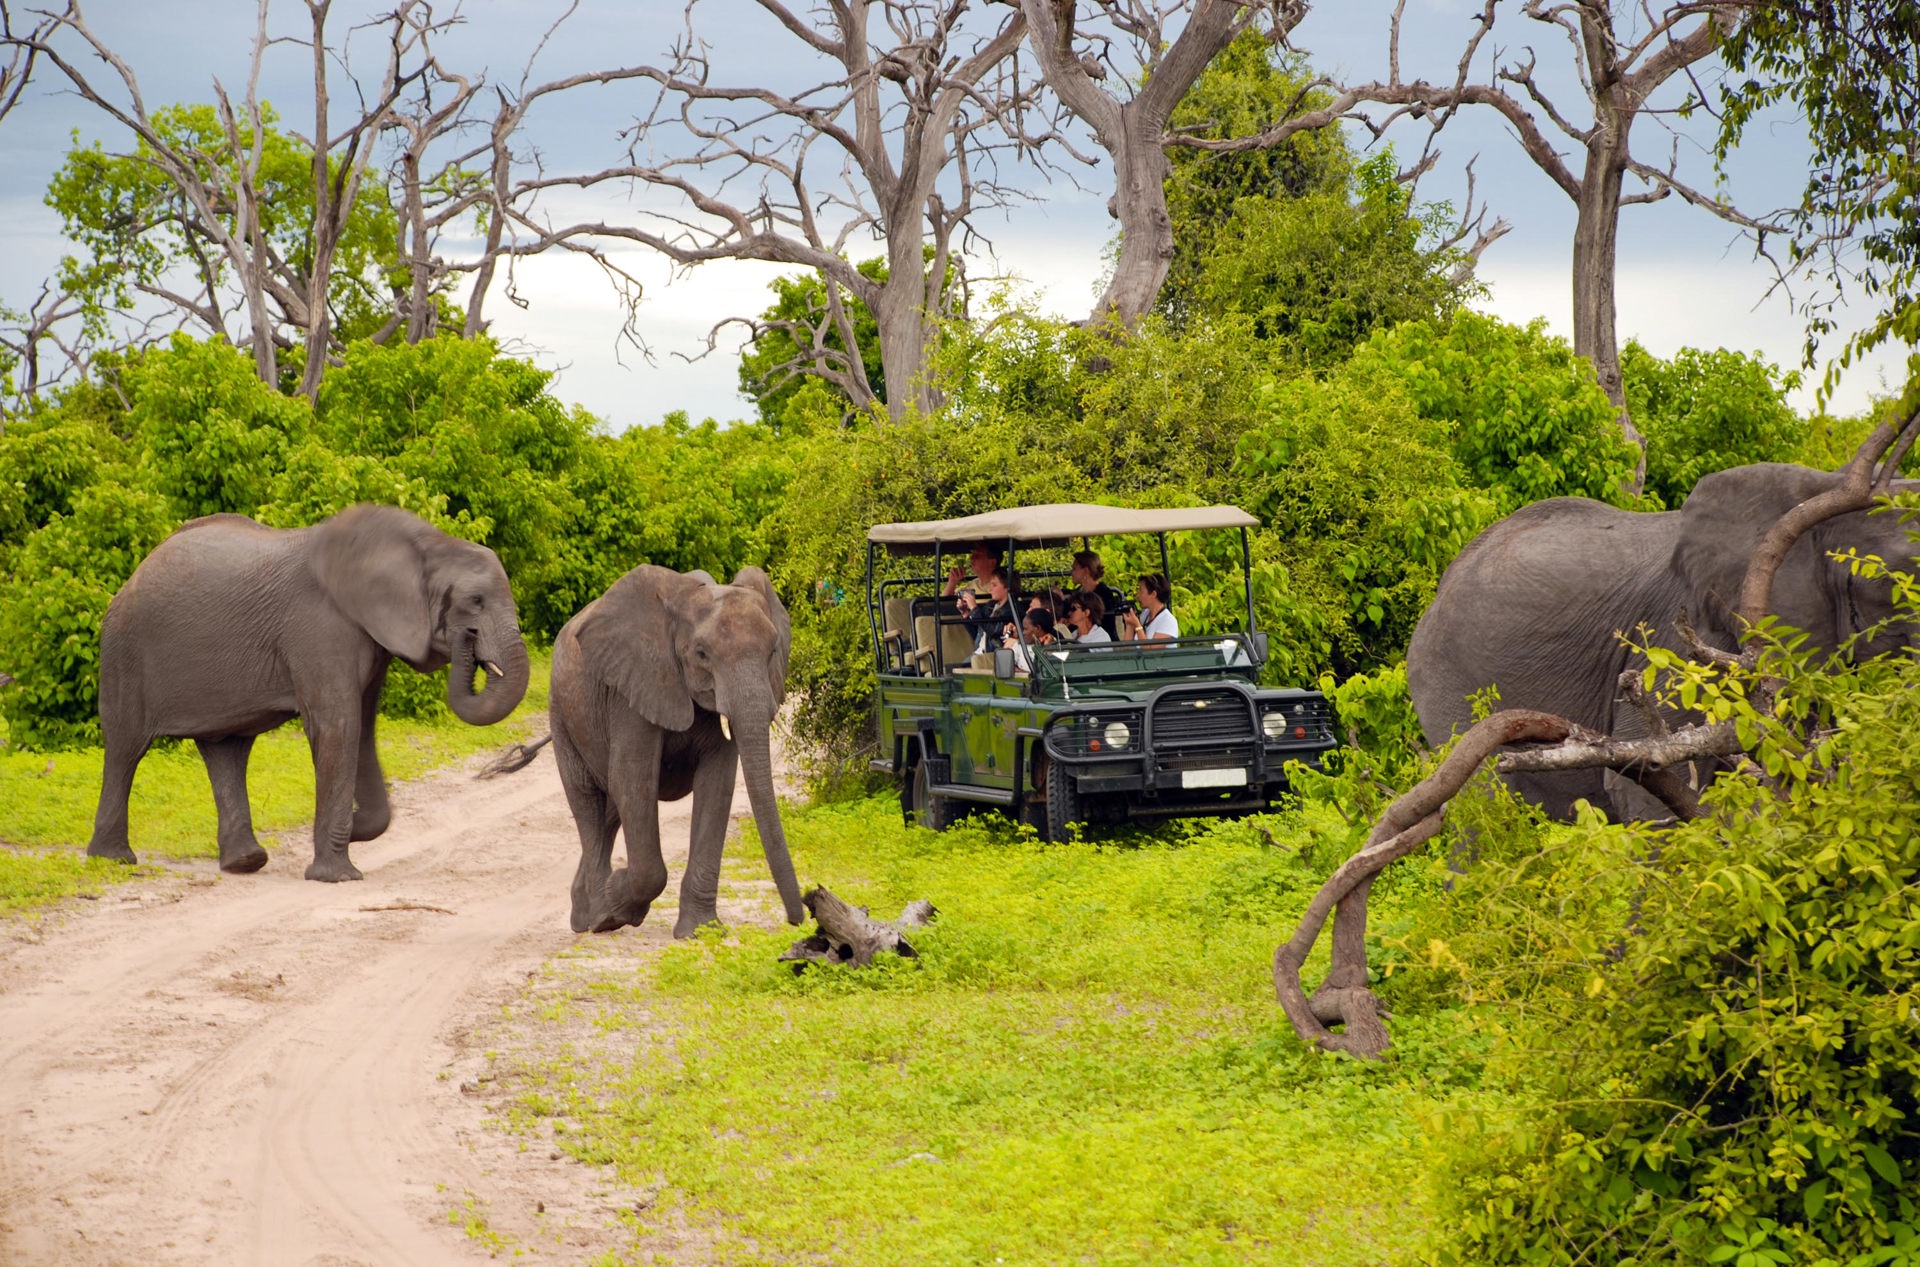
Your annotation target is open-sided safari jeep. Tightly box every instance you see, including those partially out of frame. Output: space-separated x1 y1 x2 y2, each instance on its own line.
864 503 1338 839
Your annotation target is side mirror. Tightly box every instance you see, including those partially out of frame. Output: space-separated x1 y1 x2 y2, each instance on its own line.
993 647 1017 679
1249 632 1270 663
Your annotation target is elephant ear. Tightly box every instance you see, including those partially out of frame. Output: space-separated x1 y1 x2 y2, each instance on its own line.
310 505 435 663
731 566 791 704
1672 464 1842 643
571 565 698 731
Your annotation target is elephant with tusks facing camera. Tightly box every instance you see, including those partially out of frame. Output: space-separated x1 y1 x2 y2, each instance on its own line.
548 564 806 938
1407 462 1919 822
88 505 530 879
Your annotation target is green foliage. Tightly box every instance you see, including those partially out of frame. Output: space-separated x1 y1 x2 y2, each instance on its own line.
0 479 175 747
493 798 1493 1266
1348 312 1642 511
1234 363 1497 672
126 333 312 518
1191 150 1468 371
1420 558 1920 1264
47 102 406 349
1284 663 1428 842
736 259 887 426
1623 341 1809 507
1159 32 1351 330
1715 7 1920 399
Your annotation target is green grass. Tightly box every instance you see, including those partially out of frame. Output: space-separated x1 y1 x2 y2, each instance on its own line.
494 799 1501 1266
0 653 551 914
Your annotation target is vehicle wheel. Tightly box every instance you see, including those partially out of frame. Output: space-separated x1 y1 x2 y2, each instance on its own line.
909 759 954 832
1043 756 1083 843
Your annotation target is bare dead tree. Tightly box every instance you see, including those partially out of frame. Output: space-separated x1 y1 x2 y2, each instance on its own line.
1276 404 1920 1059
1288 0 1791 494
513 0 1045 423
1018 0 1311 329
0 282 87 419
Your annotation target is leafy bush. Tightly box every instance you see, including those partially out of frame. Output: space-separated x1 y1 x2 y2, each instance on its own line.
1420 555 1920 1265
0 480 176 747
1624 341 1808 507
1350 312 1642 510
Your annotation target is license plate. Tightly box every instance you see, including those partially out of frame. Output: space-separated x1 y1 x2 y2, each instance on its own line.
1181 767 1248 789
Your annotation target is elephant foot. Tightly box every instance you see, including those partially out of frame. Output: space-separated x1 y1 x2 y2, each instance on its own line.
304 854 364 883
673 908 721 940
219 842 269 874
588 868 656 933
349 805 392 843
86 840 138 866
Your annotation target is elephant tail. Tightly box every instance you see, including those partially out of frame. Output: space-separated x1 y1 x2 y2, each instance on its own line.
475 733 553 779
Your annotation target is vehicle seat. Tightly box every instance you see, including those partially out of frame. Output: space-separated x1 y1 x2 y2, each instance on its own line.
881 597 915 672
911 614 940 674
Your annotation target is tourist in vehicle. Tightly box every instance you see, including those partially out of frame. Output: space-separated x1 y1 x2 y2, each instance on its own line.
959 566 1017 653
943 542 1001 598
1070 551 1125 637
1119 573 1179 642
1003 606 1058 671
1027 585 1068 620
1062 592 1110 645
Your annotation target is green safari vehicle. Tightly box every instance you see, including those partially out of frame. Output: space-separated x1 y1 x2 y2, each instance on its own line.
864 503 1338 839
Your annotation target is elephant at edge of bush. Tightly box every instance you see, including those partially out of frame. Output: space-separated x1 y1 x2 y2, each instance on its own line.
549 563 806 938
1407 462 1920 821
88 504 531 879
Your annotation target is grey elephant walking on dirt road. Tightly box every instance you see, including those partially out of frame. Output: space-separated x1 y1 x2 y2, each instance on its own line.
89 504 531 879
548 563 806 937
1408 462 1919 821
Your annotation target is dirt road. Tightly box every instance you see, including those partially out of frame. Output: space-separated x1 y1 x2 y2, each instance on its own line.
0 727 760 1265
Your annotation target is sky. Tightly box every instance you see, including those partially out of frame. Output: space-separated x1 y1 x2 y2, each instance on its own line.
0 0 1906 432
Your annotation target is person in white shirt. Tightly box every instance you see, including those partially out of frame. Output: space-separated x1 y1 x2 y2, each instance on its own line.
1119 572 1180 642
1063 592 1111 645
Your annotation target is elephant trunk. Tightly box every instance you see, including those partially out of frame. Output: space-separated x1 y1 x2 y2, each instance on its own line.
735 720 805 926
448 617 529 726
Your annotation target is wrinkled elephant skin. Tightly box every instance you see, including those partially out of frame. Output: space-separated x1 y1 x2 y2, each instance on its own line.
1407 463 1918 820
549 564 804 938
88 505 531 879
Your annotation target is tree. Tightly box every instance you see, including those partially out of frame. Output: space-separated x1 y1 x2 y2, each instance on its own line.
737 261 886 427
1016 0 1310 329
535 0 1039 423
1 1 647 401
1714 3 1920 403
1328 0 1780 492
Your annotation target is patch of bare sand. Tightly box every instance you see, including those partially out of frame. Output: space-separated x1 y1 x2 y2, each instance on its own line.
0 716 794 1265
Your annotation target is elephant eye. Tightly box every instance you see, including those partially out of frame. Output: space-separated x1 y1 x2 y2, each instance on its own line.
695 648 710 661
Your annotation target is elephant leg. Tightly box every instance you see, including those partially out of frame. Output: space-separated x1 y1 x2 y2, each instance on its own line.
674 747 737 939
596 727 667 933
196 735 269 874
303 707 364 882
558 744 620 935
350 673 392 842
86 727 149 865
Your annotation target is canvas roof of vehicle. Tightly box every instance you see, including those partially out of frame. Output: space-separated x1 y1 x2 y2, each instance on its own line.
868 502 1258 552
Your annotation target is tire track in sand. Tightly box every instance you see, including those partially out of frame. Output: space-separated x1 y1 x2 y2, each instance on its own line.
0 727 753 1265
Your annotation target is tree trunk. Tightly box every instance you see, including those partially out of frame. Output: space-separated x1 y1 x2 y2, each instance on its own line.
1571 44 1648 495
873 263 934 423
1092 109 1176 328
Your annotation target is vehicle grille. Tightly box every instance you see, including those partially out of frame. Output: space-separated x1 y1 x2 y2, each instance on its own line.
1151 689 1255 750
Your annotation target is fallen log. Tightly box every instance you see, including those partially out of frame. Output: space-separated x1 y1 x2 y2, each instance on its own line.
780 887 936 970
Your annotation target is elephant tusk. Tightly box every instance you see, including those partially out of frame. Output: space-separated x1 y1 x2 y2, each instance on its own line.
720 714 733 741
481 660 503 679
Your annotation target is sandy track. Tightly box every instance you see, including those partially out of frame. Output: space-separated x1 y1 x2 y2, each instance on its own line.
0 725 761 1266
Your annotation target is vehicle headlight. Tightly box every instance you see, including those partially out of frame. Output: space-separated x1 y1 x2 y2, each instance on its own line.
1262 711 1288 740
1102 721 1133 749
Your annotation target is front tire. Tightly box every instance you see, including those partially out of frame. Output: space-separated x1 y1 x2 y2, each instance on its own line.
907 759 954 832
1043 756 1082 843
